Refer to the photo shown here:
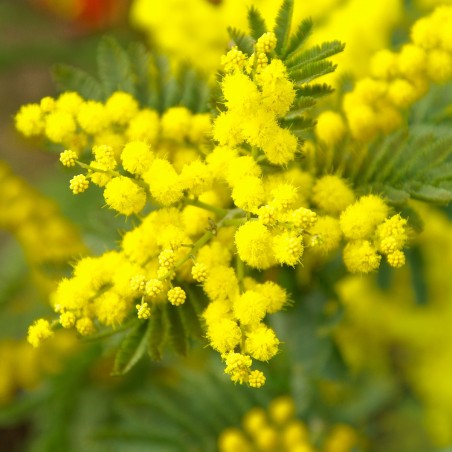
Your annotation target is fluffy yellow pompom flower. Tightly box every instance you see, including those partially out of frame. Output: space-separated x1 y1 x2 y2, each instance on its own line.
70 174 89 194
206 318 242 354
340 195 389 240
203 265 239 302
15 104 44 137
245 324 280 361
262 127 298 166
273 232 304 267
235 222 275 270
161 106 191 142
168 287 186 306
56 92 83 114
45 111 76 143
231 176 265 212
27 319 54 347
311 216 342 254
144 159 184 206
258 59 295 116
103 176 146 216
180 160 213 196
105 91 139 125
222 72 260 114
343 240 381 273
233 290 267 326
77 100 108 134
212 112 245 147
59 149 78 167
126 108 159 144
255 281 287 314
121 141 153 175
312 175 355 215
316 111 346 146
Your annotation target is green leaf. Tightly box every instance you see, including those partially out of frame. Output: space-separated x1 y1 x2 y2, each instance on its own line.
164 304 189 356
247 6 267 41
178 297 204 339
381 185 410 205
128 42 151 106
281 116 316 135
289 60 337 85
97 36 135 97
113 320 149 375
285 18 313 58
147 306 167 361
408 184 452 203
227 27 254 55
285 96 316 118
296 83 334 98
52 64 102 100
274 0 294 56
406 247 428 305
285 41 345 71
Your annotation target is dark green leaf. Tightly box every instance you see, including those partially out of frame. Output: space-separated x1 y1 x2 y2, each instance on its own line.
164 304 188 356
113 320 149 375
296 83 334 98
406 247 428 305
285 18 313 58
381 185 410 205
97 36 135 97
247 6 267 41
289 60 336 85
147 306 167 361
408 184 452 203
52 64 102 100
227 27 254 55
128 42 151 106
285 96 316 118
274 0 294 56
285 41 345 71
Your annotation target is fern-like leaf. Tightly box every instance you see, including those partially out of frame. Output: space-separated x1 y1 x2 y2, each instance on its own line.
285 41 345 71
247 6 267 40
274 0 294 56
297 83 335 98
227 27 254 55
289 60 337 85
113 321 149 375
285 18 313 58
52 64 103 100
97 37 135 96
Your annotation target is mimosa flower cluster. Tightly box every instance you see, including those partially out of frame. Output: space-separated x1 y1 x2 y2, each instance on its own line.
20 24 415 387
317 5 452 142
218 395 359 452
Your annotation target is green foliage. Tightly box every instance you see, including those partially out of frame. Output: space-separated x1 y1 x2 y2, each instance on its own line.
53 65 103 101
52 37 210 113
285 18 313 57
354 130 452 204
247 6 267 41
113 320 149 375
274 0 294 55
227 26 255 55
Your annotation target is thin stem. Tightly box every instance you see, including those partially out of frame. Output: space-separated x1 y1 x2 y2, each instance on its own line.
183 198 228 217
